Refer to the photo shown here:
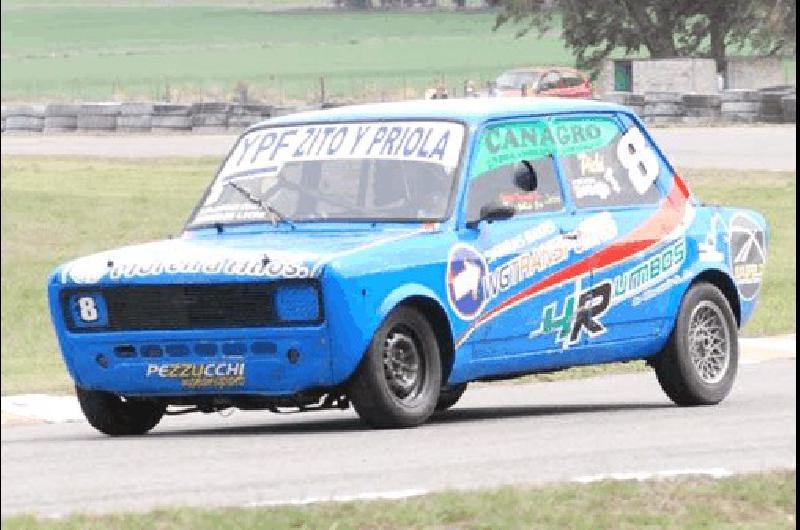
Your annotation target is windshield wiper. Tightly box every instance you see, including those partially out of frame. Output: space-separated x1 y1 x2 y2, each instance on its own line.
225 181 295 229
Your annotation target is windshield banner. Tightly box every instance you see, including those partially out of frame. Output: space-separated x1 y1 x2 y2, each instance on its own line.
219 121 465 182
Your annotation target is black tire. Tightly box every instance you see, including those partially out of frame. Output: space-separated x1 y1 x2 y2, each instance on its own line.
76 386 165 436
435 383 468 412
653 283 739 406
349 306 442 428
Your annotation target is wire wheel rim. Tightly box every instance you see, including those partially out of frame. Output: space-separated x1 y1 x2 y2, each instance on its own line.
382 325 425 402
688 300 731 384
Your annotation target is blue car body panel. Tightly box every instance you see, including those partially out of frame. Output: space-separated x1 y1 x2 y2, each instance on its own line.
47 98 767 397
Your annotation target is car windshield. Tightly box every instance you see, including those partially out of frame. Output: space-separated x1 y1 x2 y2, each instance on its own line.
496 71 541 89
188 120 465 227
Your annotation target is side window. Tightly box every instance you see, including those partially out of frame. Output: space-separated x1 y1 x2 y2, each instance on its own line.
467 120 564 222
539 72 561 91
562 75 584 88
555 116 662 208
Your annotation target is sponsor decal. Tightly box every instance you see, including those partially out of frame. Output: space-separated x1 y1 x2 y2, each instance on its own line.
699 214 726 263
205 121 464 207
497 191 562 213
611 239 686 301
728 214 766 301
446 243 489 321
533 279 612 348
146 362 246 389
534 239 686 348
483 221 557 264
571 152 622 200
454 180 691 348
632 270 694 307
448 212 616 321
63 244 311 284
472 118 620 177
482 212 618 302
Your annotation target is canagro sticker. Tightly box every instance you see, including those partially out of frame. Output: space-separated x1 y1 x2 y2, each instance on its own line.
146 362 245 389
728 214 766 301
446 243 489 321
472 118 620 177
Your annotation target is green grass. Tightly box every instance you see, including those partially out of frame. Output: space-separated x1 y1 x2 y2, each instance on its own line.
2 470 795 529
2 2 796 103
0 157 795 394
0 4 571 103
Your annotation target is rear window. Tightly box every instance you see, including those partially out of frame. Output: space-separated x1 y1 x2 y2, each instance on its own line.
554 116 662 208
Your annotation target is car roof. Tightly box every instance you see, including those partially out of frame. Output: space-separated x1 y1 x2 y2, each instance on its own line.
500 66 583 75
256 98 627 129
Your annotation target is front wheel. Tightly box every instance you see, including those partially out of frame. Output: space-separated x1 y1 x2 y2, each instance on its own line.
435 383 468 412
76 386 165 436
349 306 441 428
652 283 738 406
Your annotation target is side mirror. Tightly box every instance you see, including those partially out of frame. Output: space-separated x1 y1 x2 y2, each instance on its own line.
513 161 538 192
466 202 516 229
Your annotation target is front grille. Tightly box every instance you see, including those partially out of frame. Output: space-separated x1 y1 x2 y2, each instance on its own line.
61 282 321 332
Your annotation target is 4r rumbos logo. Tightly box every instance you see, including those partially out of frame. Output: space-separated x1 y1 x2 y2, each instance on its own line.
534 279 612 348
729 214 767 301
533 239 687 348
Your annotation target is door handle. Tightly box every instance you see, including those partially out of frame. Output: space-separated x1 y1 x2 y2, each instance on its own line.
561 231 578 240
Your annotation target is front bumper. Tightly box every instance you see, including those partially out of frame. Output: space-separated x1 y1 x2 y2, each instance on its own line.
53 326 333 397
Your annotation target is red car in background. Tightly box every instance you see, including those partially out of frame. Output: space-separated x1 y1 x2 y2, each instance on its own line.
493 67 593 98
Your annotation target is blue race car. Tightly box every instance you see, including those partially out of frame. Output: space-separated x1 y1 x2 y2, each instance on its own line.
48 98 768 435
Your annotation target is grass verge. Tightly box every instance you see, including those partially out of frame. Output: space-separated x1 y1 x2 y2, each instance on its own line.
0 157 795 394
2 470 795 529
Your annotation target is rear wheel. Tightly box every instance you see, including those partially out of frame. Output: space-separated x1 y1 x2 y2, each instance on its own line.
653 283 738 406
435 383 467 412
349 306 441 428
76 386 165 436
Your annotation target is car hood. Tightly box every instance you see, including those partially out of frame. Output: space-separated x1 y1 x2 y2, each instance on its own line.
55 226 437 286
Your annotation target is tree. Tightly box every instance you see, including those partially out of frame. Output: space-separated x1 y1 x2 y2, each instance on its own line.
491 0 796 73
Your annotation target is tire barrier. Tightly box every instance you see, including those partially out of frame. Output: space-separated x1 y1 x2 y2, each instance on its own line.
782 95 796 123
644 92 684 124
3 105 45 133
2 90 797 135
644 93 682 123
681 94 721 125
44 104 82 132
151 104 192 131
228 104 271 130
720 89 761 123
75 103 122 132
118 103 154 132
191 102 229 133
758 87 796 123
599 92 645 117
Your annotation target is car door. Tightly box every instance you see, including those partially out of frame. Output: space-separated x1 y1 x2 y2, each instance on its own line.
550 113 679 362
452 118 619 377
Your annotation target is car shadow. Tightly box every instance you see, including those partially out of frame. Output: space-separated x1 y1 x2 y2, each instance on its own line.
138 401 673 438
5 401 678 443
429 402 673 425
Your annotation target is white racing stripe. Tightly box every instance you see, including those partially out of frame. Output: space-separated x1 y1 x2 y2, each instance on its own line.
572 467 734 484
1 394 84 424
243 488 429 508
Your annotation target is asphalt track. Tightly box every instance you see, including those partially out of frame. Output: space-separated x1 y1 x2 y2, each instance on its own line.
1 359 795 516
1 125 796 171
